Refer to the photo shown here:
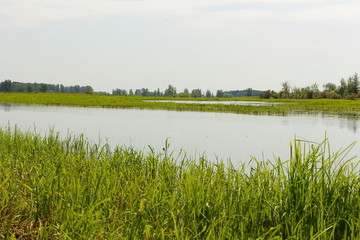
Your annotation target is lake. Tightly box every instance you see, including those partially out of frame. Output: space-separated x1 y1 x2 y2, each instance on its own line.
0 103 359 165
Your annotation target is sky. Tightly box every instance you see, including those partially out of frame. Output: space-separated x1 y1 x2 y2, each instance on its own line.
0 0 359 93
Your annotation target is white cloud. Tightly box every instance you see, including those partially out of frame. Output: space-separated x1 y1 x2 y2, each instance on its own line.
0 0 359 28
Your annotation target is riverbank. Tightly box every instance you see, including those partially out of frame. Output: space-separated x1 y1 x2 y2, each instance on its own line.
1 92 360 117
0 127 359 239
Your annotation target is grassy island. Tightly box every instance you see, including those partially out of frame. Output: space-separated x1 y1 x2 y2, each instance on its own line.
0 127 359 239
1 92 360 117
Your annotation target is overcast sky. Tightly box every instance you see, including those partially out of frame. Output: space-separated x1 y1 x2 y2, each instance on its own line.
0 0 359 93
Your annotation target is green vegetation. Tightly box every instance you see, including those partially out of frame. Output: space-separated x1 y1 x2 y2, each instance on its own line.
113 85 260 98
0 79 260 97
260 73 360 100
1 127 359 239
0 80 94 94
1 92 360 117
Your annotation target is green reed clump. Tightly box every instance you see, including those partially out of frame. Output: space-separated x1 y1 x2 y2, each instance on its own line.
0 127 360 239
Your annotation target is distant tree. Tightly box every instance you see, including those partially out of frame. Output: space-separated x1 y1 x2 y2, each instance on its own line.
129 89 134 96
338 78 347 97
259 90 271 99
39 83 48 92
17 86 25 92
164 85 176 96
245 88 253 97
0 80 13 92
74 85 81 93
282 81 291 93
304 87 315 99
191 89 202 98
141 88 149 97
134 89 141 96
156 88 161 96
55 84 60 93
85 86 94 94
259 90 278 99
216 90 224 98
280 81 291 98
323 83 337 92
26 83 33 92
112 89 127 95
347 73 359 95
178 88 190 97
310 83 319 93
205 90 212 98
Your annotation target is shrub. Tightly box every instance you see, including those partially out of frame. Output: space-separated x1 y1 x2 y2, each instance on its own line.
345 93 357 100
325 91 341 99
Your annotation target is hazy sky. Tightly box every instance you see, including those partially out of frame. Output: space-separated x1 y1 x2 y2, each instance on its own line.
1 0 359 93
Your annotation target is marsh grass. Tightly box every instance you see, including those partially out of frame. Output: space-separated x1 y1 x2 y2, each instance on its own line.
1 92 360 117
1 127 360 239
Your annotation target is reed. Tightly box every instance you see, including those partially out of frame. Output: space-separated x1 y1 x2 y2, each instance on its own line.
0 127 359 239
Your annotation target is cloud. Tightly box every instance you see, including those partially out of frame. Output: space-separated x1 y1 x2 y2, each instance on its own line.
0 0 359 28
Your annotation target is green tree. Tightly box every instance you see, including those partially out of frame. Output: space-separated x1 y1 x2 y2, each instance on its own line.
178 88 190 97
205 90 212 98
39 83 48 92
0 80 13 92
191 89 202 98
164 85 176 96
156 88 161 96
245 88 253 97
216 90 224 98
134 89 141 96
323 83 337 92
347 73 359 95
141 88 149 96
26 83 33 92
280 81 291 98
85 86 94 94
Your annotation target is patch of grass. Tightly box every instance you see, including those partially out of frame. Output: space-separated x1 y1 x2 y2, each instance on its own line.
0 127 359 239
1 92 360 117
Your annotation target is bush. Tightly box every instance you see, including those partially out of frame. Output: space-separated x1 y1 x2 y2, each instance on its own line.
345 93 357 100
260 90 279 99
324 91 341 99
330 93 341 99
259 90 271 99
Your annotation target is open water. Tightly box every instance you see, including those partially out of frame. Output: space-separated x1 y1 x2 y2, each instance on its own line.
1 103 359 165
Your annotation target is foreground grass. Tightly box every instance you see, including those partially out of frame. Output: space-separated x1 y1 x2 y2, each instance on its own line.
1 127 360 239
1 92 360 117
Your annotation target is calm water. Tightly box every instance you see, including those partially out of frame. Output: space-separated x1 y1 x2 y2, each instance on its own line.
144 100 282 106
0 104 359 165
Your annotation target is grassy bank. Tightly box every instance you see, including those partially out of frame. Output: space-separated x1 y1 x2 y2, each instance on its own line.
1 92 360 117
1 127 360 239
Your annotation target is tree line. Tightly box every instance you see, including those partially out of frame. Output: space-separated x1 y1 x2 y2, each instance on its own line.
113 85 261 98
0 79 260 98
0 80 94 94
260 73 360 100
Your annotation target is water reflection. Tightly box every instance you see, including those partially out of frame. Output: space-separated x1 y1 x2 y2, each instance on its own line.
336 117 358 133
0 104 359 164
2 104 13 112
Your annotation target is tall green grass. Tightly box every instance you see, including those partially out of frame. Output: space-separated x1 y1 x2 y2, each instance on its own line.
0 127 360 239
